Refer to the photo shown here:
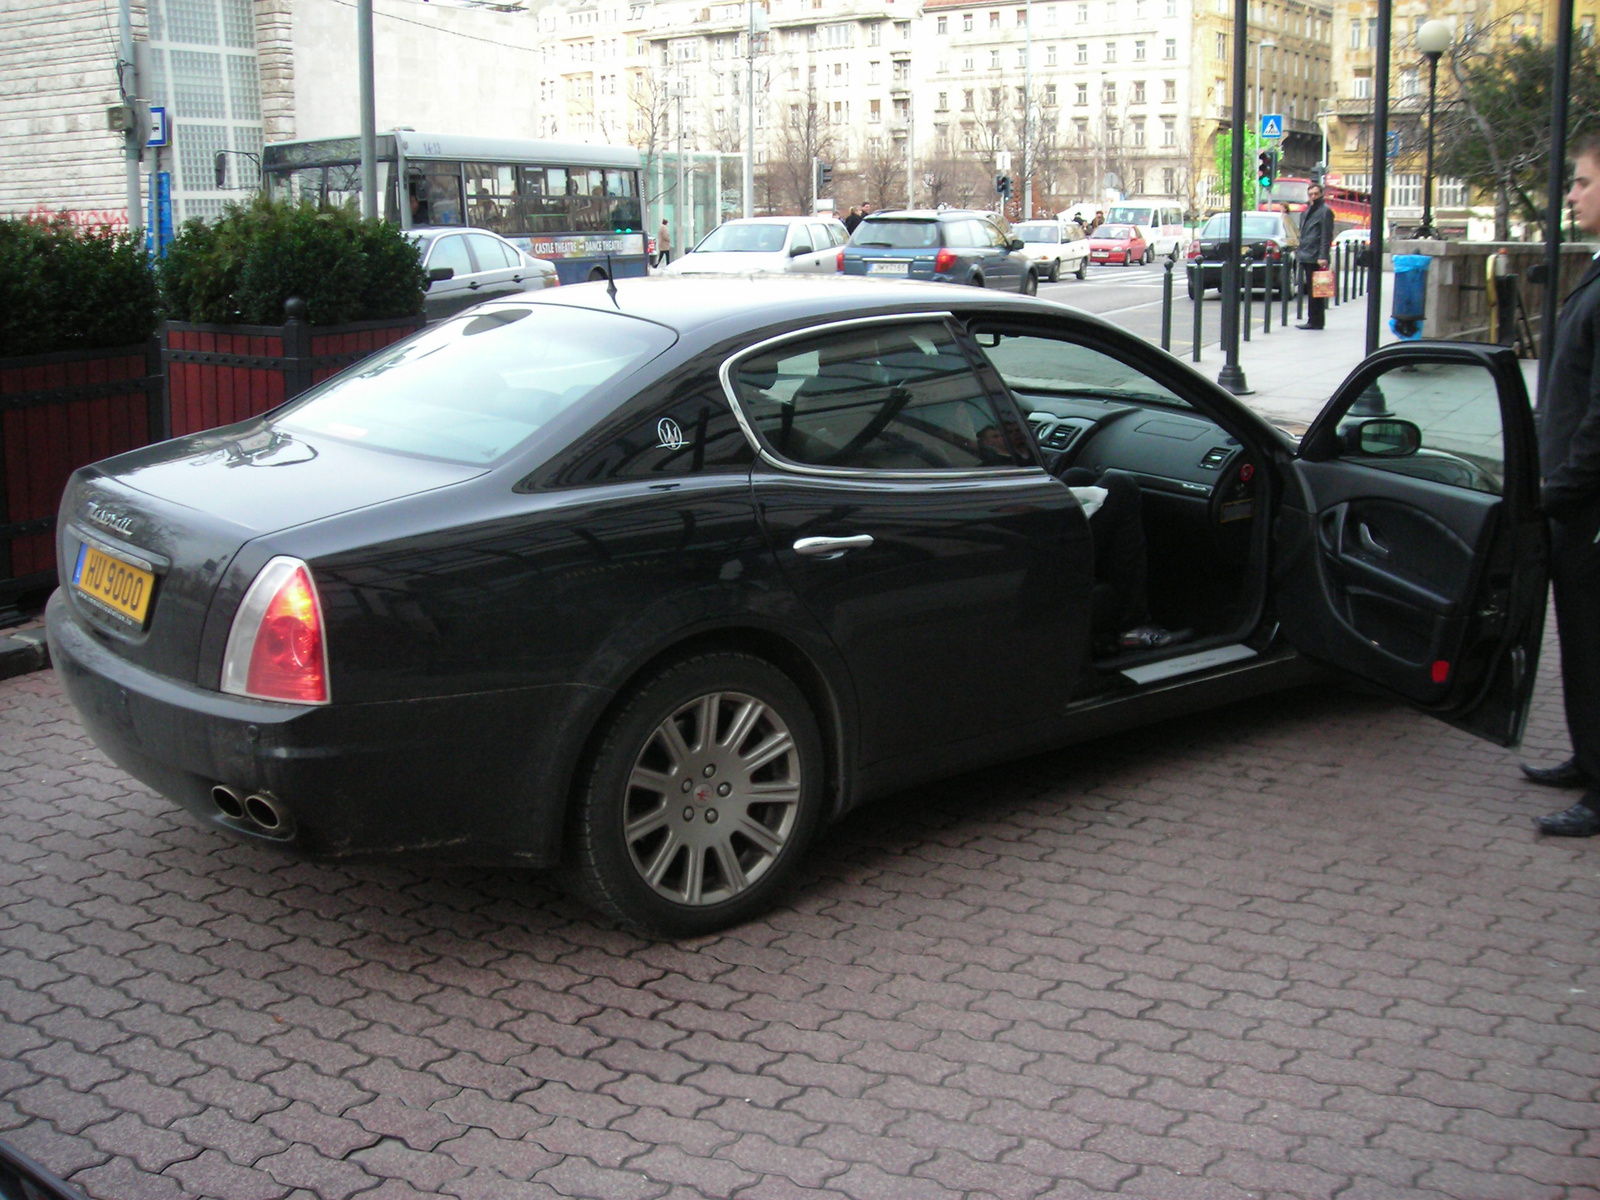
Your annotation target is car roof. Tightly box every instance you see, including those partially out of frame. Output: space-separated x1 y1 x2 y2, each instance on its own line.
862 210 995 222
462 275 1080 340
722 215 842 226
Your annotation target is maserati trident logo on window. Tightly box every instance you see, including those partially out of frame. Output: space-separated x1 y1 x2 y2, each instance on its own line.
656 418 685 450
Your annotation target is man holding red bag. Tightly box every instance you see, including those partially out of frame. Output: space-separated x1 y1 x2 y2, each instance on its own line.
1295 182 1333 330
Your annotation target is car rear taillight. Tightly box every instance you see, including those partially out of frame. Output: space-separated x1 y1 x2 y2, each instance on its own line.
934 248 957 274
1187 239 1201 259
221 557 329 704
836 249 845 271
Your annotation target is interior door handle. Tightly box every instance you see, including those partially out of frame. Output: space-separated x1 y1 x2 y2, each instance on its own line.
793 534 874 559
1358 523 1390 558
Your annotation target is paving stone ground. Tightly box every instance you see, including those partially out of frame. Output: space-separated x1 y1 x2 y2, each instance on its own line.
1 614 1597 1200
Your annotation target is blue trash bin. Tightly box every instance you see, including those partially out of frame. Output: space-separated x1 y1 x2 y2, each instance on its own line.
1390 253 1429 340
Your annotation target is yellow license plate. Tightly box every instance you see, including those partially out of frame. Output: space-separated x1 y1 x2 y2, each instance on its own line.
73 543 155 626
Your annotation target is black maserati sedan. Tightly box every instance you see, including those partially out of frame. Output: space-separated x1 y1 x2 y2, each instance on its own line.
48 276 1546 935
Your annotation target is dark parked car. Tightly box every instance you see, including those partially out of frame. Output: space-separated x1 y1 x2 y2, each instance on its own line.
408 226 558 319
841 210 1038 293
1186 210 1300 297
48 277 1546 935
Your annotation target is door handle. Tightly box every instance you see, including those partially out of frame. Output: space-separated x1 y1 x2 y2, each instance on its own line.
1358 523 1390 558
466 281 480 289
793 534 874 559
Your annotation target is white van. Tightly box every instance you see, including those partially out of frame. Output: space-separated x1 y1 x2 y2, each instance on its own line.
1102 201 1188 258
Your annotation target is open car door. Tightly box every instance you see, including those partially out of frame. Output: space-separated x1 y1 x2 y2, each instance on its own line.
1275 342 1547 747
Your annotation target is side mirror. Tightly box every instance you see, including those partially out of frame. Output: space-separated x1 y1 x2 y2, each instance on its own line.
1340 417 1422 458
427 266 454 283
1009 238 1026 251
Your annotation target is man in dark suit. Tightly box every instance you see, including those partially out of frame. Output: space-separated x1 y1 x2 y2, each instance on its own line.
1295 183 1334 330
1524 131 1600 836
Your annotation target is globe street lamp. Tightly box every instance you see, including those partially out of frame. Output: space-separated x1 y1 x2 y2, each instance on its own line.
1416 19 1452 238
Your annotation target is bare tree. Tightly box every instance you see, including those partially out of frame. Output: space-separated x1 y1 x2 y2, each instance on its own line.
629 64 674 212
859 135 904 209
768 88 837 213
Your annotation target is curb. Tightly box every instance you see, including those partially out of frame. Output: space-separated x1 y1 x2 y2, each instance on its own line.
0 628 50 681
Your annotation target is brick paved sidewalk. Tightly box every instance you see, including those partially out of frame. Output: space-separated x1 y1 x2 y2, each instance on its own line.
1 617 1597 1200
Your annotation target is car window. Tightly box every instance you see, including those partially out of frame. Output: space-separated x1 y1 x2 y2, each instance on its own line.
1333 362 1504 495
825 223 847 247
851 220 939 248
697 223 788 253
278 306 676 465
1201 214 1288 239
425 234 473 277
808 224 835 251
466 233 517 270
982 220 1010 249
730 321 1028 470
788 228 813 254
971 329 1192 410
1096 226 1134 239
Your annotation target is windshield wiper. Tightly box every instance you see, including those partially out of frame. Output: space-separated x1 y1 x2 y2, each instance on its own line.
854 241 897 248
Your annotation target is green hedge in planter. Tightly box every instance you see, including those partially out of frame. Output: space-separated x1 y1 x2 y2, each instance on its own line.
0 214 161 357
159 195 426 326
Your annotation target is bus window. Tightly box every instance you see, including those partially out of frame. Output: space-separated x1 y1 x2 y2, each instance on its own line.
605 168 641 230
465 163 518 235
408 164 464 227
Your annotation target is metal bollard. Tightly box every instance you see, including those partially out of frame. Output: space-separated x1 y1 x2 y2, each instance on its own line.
1192 267 1203 363
1161 257 1174 351
1280 255 1291 327
1263 256 1273 334
1241 256 1253 343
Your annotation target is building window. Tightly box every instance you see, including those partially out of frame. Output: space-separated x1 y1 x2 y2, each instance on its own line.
1162 115 1175 144
1105 41 1117 61
990 10 1001 27
1103 79 1116 103
1017 8 1028 23
963 54 974 69
990 49 1002 68
1132 80 1145 103
1164 78 1176 101
1163 167 1176 192
1076 42 1089 62
1438 176 1467 206
963 12 974 30
870 98 881 121
1390 172 1421 208
1214 31 1226 59
1399 67 1418 97
990 87 1003 107
964 89 976 109
1076 81 1088 104
1075 118 1089 142
1044 82 1057 104
1046 44 1058 64
1132 119 1146 145
937 15 948 33
1077 2 1089 20
1352 73 1371 98
1166 0 1176 13
1164 37 1177 58
938 91 949 109
1349 20 1361 48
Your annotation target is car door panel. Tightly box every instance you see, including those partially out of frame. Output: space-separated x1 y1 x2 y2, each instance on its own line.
1278 343 1547 746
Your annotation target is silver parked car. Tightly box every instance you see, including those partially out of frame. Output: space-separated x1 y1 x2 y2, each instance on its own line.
408 226 559 320
660 216 847 276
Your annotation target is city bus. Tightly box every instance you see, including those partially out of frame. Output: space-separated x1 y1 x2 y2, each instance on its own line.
261 131 647 283
1259 176 1372 233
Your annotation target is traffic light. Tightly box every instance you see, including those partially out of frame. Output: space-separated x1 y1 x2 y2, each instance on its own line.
1256 148 1278 191
996 174 1012 198
816 161 834 193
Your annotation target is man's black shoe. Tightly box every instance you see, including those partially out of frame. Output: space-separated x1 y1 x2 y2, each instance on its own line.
1535 800 1600 837
1295 323 1324 330
1521 757 1587 788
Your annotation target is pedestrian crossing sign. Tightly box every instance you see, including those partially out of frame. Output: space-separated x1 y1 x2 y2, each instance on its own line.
1259 114 1284 140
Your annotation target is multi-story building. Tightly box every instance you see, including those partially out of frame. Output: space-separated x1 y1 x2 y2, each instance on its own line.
1325 0 1598 237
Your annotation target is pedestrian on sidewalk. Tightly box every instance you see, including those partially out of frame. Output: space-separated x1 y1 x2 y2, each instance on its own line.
844 205 864 233
1295 183 1333 330
656 219 672 265
1525 131 1600 837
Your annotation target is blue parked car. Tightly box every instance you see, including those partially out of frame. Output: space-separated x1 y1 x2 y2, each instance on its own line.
840 210 1038 294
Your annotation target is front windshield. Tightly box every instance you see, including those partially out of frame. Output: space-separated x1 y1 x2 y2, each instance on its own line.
1202 213 1287 239
1013 223 1060 243
278 306 675 464
1095 226 1134 239
851 220 940 248
694 223 788 253
1104 207 1151 226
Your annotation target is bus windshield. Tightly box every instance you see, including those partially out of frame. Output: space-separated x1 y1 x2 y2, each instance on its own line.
1104 206 1153 226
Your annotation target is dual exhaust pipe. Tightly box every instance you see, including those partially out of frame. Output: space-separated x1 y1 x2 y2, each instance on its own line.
210 785 292 837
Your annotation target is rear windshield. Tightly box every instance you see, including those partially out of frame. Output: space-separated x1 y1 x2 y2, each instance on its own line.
1202 213 1289 239
695 223 788 253
277 306 675 464
851 220 940 249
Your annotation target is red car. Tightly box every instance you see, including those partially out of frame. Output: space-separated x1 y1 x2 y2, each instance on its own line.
1087 224 1152 266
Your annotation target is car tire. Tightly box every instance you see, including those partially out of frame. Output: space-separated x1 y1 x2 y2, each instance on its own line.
1187 277 1199 299
566 653 824 936
1076 258 1088 280
1143 247 1154 265
1020 270 1038 296
1048 260 1060 282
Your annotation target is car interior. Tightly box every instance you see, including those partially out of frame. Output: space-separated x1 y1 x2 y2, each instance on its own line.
968 323 1271 682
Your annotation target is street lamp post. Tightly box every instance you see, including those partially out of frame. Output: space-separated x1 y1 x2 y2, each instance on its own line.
1416 19 1451 239
1255 37 1276 122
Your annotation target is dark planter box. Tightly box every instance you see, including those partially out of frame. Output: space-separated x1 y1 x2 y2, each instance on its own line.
0 341 163 611
162 309 424 437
